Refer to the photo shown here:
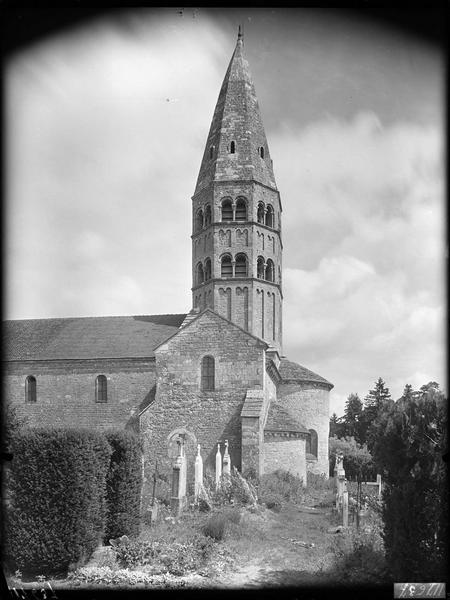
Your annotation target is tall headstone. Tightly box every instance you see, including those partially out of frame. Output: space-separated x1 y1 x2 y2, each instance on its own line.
171 438 187 516
335 452 345 510
223 439 231 476
194 443 204 498
215 442 222 488
342 490 349 528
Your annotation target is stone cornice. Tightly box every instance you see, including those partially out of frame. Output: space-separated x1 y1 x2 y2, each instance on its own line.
265 358 282 386
192 178 282 208
191 220 283 249
264 430 307 439
191 277 283 298
281 378 334 391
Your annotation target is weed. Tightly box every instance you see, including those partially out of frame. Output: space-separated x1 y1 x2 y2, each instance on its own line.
203 468 258 508
203 514 227 540
258 469 304 508
68 566 155 586
110 533 215 576
330 512 388 584
202 507 242 540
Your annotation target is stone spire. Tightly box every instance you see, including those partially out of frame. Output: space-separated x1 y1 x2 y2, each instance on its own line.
191 32 283 353
194 29 277 194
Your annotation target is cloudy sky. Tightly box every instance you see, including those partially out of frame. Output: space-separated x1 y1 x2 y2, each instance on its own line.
5 8 446 415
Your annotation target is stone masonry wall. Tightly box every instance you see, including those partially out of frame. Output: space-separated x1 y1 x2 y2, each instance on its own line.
140 310 265 501
3 358 156 431
262 434 306 483
278 381 330 476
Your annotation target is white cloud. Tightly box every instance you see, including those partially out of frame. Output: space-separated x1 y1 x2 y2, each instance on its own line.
277 112 445 405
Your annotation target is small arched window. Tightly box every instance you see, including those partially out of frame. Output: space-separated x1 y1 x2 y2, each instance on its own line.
259 146 265 159
221 199 233 221
196 262 205 285
257 256 265 279
209 145 215 159
201 355 215 391
265 259 275 282
306 429 318 457
265 205 274 228
204 205 212 226
230 140 235 154
235 197 247 221
196 209 204 232
221 255 232 278
204 258 212 281
235 253 248 277
25 375 36 403
257 202 265 224
96 375 107 403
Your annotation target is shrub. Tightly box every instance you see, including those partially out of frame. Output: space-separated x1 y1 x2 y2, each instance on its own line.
258 469 304 507
204 468 258 507
202 513 227 540
371 387 448 581
331 521 388 583
104 430 142 542
4 428 112 575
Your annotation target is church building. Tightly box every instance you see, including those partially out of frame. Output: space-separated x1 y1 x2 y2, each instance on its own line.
4 30 333 498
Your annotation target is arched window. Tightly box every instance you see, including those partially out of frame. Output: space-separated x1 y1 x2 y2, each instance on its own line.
209 145 215 159
257 202 265 224
196 209 204 232
196 262 204 285
201 356 215 391
204 258 212 281
257 256 265 279
221 199 233 221
221 255 232 278
96 375 107 403
265 204 274 228
230 140 235 154
265 259 274 282
306 429 318 457
235 253 248 277
235 197 247 221
259 146 265 159
204 205 212 226
25 375 36 403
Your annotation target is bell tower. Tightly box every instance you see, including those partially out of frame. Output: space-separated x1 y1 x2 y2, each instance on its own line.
191 28 283 353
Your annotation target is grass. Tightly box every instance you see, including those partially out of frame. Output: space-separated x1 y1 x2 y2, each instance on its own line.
7 471 389 589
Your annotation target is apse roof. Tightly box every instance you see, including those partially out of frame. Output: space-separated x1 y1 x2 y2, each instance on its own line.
279 358 333 389
264 402 309 434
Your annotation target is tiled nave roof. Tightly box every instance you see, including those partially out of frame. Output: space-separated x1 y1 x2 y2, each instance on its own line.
3 314 186 361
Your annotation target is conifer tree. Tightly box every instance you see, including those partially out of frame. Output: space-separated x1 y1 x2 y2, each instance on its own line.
343 393 363 443
363 377 393 451
329 412 345 438
402 383 414 401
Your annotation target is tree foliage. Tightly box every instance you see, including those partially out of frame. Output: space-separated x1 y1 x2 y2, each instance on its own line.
5 428 112 575
363 378 393 450
329 412 345 438
328 436 375 481
2 402 29 454
343 393 364 444
104 430 143 542
371 382 448 581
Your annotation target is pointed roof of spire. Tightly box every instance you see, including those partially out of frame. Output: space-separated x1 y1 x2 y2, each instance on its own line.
194 30 277 194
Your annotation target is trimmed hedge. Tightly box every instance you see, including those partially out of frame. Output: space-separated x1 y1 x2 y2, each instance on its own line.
5 428 112 575
104 430 142 542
